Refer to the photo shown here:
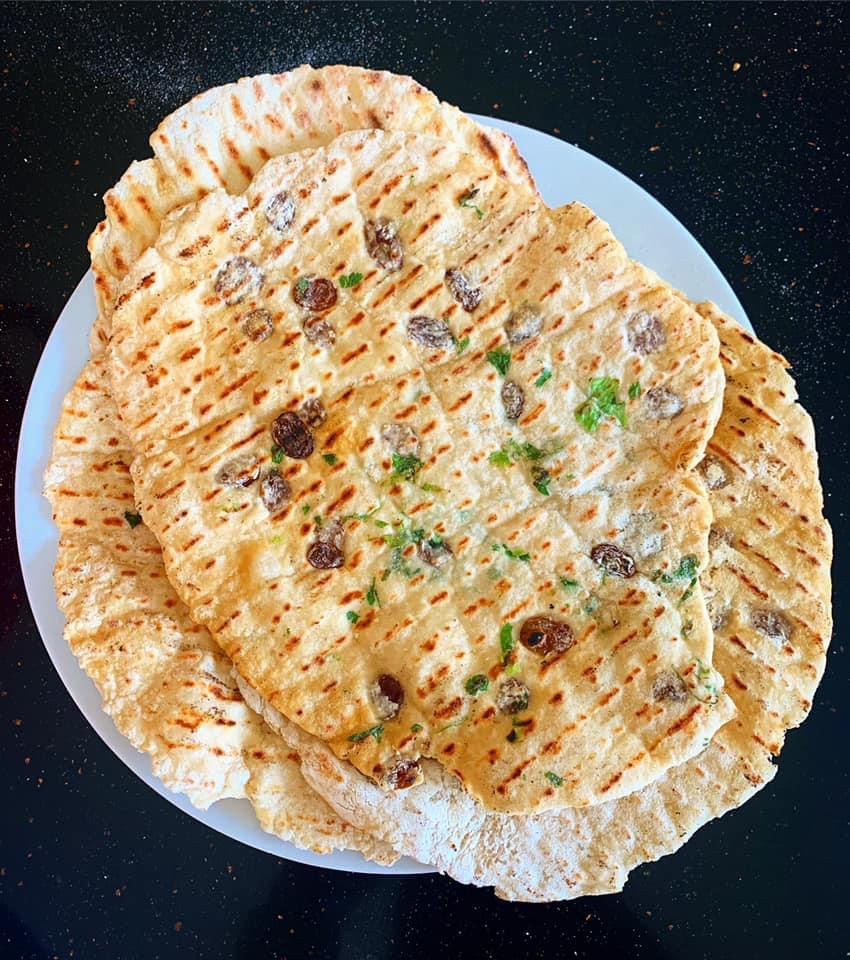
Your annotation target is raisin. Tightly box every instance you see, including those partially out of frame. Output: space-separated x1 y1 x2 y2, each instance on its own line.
590 543 636 578
645 386 683 420
417 538 453 567
501 380 525 421
215 256 264 306
215 454 260 488
698 455 730 490
407 315 454 350
302 315 336 347
519 616 575 657
652 669 688 703
445 268 481 312
384 757 420 790
243 309 274 343
264 191 296 233
298 398 327 428
750 608 792 644
505 303 544 344
364 218 403 272
271 411 314 459
496 677 530 715
306 541 344 569
627 311 666 356
260 469 290 513
369 674 404 719
292 276 337 312
380 422 420 457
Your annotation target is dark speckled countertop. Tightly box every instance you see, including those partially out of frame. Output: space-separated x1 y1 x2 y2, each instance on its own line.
2 3 848 958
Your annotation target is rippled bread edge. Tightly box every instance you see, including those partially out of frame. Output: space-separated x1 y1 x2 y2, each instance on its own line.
43 356 398 864
236 304 831 900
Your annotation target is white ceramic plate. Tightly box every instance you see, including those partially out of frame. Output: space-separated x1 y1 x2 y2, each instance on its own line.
15 115 752 876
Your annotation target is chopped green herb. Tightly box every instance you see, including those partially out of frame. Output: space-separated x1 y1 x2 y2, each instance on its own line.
531 466 551 496
499 623 515 664
679 577 697 605
493 542 530 563
419 482 444 493
342 505 381 524
347 724 384 743
628 381 642 399
656 554 700 585
366 577 381 607
346 611 359 624
535 368 553 388
465 674 489 696
389 452 423 482
489 438 560 468
504 661 522 677
313 514 324 529
436 715 467 733
486 348 511 377
410 722 423 733
458 189 485 219
544 770 565 787
269 534 285 546
339 272 363 289
301 503 312 515
295 276 310 294
583 594 601 616
218 501 242 514
560 578 579 590
455 335 470 355
271 445 285 464
124 511 142 529
322 453 338 465
575 376 628 434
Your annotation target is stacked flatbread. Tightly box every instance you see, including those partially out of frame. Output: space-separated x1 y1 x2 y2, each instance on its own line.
44 66 831 900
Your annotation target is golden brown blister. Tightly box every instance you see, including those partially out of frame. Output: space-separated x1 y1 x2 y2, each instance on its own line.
109 130 730 814
44 356 397 863
251 306 831 900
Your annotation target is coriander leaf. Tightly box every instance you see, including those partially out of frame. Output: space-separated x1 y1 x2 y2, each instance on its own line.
499 623 515 664
560 578 579 590
295 276 310 294
673 554 699 580
301 503 311 515
532 467 551 496
124 511 142 529
389 452 423 482
575 376 627 433
322 453 338 465
489 449 512 468
271 445 285 464
535 368 553 388
465 674 489 696
679 577 697 605
347 724 384 743
458 189 485 218
583 594 601 616
346 611 359 624
628 381 641 399
366 577 381 607
455 335 470 355
419 482 444 493
504 661 522 677
339 271 363 289
486 349 511 377
544 771 564 787
410 723 423 733
495 542 530 563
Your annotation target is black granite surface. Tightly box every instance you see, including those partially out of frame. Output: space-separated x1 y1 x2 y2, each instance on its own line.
2 3 848 958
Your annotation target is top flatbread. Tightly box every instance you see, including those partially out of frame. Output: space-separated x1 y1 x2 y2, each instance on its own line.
88 65 535 352
243 305 832 900
44 355 396 864
109 128 729 814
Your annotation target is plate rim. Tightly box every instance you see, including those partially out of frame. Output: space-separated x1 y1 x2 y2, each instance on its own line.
14 114 751 876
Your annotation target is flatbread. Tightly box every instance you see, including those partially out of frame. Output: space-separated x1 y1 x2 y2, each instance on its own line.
109 129 730 814
241 306 831 900
88 65 534 352
43 355 397 863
